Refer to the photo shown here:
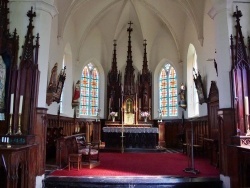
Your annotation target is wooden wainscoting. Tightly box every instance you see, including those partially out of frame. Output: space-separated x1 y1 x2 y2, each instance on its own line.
160 116 208 150
46 114 101 166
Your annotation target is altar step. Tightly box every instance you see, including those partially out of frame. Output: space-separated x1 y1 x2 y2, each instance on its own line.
100 146 181 153
100 147 164 153
43 176 222 188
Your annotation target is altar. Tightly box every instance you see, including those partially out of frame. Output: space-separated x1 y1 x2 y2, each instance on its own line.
103 126 158 149
104 23 155 150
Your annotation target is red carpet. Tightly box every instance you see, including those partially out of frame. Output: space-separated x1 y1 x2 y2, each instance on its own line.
49 152 219 177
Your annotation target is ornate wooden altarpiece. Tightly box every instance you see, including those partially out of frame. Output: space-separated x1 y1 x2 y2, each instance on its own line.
0 3 44 188
107 22 152 125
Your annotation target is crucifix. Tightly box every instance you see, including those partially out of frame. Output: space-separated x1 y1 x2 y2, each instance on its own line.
127 21 133 32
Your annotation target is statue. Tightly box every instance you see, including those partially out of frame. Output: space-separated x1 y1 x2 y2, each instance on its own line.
142 87 148 107
178 83 187 110
72 80 80 103
126 99 132 113
110 87 115 111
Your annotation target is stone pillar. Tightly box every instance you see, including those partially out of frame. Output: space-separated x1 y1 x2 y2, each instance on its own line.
211 0 233 108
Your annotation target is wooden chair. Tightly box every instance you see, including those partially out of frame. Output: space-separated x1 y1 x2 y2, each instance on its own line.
67 136 82 170
68 153 82 170
78 141 100 169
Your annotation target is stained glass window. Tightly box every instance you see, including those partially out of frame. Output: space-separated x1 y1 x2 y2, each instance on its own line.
80 63 99 116
159 64 178 116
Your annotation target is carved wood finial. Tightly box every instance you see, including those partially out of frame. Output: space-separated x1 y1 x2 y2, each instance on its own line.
27 6 36 23
233 6 242 20
142 39 149 74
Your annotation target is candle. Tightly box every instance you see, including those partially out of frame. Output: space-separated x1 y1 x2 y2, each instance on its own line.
245 96 249 115
10 94 14 114
233 75 237 98
19 95 23 114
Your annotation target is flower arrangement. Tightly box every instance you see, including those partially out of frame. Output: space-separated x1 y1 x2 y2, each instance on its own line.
141 111 150 117
110 111 117 117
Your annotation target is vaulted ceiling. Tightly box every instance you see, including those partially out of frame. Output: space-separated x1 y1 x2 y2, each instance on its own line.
54 0 207 64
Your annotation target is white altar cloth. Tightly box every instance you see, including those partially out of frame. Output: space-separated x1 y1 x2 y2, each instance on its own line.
103 127 159 133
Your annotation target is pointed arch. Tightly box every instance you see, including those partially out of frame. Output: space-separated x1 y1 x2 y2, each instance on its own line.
159 63 178 117
187 43 199 117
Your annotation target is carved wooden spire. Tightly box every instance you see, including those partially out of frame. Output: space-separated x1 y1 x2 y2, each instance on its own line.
108 40 120 85
20 7 38 68
124 21 135 95
139 39 151 112
142 39 149 74
0 0 10 40
232 6 248 68
107 40 121 114
17 7 40 134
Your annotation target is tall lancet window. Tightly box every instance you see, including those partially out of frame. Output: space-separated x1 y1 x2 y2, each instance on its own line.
80 63 99 116
159 64 178 117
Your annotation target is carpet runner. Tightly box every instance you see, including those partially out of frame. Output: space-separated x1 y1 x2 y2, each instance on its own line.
48 152 219 177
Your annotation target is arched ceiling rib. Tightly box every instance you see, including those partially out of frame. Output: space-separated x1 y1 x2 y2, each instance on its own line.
177 0 204 45
56 0 206 61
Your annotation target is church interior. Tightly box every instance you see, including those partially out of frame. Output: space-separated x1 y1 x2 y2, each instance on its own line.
0 0 250 188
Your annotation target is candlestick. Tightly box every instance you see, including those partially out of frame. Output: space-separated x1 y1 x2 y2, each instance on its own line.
245 96 249 115
233 75 237 98
10 94 14 114
6 114 13 135
15 114 22 135
19 95 23 114
246 114 250 136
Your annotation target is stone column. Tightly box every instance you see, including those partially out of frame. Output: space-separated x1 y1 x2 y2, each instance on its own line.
210 0 233 109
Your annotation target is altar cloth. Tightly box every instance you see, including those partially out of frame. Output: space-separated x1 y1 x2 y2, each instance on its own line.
103 127 158 133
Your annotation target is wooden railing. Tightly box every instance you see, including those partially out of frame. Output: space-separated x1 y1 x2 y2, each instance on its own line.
46 114 101 164
47 114 101 140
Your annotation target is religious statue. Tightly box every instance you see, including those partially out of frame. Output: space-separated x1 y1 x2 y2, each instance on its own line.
72 80 80 103
142 87 148 108
109 87 115 111
126 99 132 113
178 83 187 110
